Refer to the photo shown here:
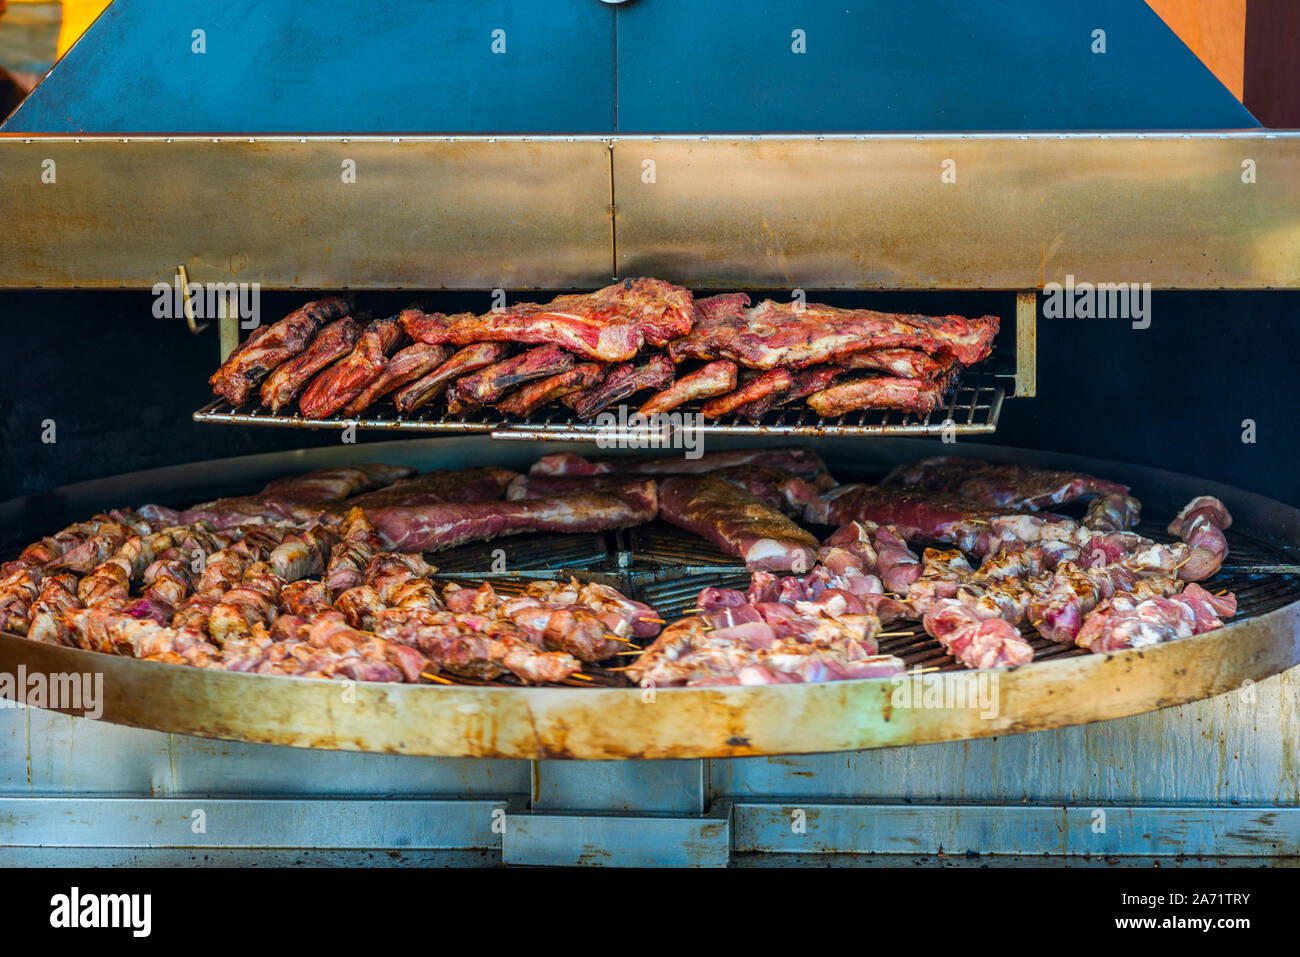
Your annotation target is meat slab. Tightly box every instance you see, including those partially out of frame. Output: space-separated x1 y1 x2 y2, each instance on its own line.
658 475 819 573
210 296 350 405
364 480 659 552
668 297 999 369
401 278 694 362
259 317 361 413
883 456 1131 511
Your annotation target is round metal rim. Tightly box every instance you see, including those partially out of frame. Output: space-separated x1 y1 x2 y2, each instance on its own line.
2 598 1296 759
2 435 1297 759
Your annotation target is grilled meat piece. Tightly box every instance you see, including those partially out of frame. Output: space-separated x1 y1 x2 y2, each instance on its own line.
262 465 415 503
1083 492 1143 532
1167 495 1232 581
700 368 793 418
730 365 841 420
883 457 1132 512
569 354 675 419
638 360 738 415
658 475 819 573
298 315 405 419
496 363 605 417
259 317 361 412
452 344 574 405
373 605 580 684
401 278 694 362
364 480 659 552
341 342 449 416
805 374 949 417
210 297 350 405
1077 583 1237 653
805 485 1008 554
528 447 828 478
669 297 999 369
392 342 511 412
339 467 518 510
840 349 958 379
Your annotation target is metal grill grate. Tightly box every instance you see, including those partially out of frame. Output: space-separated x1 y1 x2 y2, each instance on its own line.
193 371 1006 439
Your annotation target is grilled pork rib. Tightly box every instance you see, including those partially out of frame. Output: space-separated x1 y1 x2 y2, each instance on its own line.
401 278 695 362
451 344 574 405
495 363 605 417
298 316 405 419
669 297 999 369
392 341 511 412
569 354 675 419
260 317 361 412
806 375 950 417
639 360 738 415
342 342 449 416
210 296 350 406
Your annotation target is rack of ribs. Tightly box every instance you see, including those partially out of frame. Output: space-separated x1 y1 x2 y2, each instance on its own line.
401 278 694 362
298 316 405 419
209 296 351 406
668 296 999 369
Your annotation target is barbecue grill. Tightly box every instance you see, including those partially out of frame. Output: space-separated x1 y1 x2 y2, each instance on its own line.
2 0 1298 867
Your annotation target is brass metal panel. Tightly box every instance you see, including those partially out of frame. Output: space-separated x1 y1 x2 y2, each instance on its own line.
2 602 1296 760
612 133 1300 289
0 136 613 289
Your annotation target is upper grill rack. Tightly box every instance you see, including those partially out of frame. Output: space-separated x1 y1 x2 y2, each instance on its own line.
193 370 1006 440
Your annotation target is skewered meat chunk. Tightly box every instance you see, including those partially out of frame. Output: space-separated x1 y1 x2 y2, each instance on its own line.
496 363 605 417
658 475 819 573
259 317 361 412
401 278 695 362
210 296 350 406
392 342 511 412
298 316 405 419
639 360 738 415
1077 583 1237 653
341 343 449 416
364 480 659 552
1167 496 1232 581
373 605 580 684
669 297 999 369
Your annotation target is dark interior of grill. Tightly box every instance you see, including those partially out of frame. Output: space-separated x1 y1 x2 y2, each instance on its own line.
5 288 1296 509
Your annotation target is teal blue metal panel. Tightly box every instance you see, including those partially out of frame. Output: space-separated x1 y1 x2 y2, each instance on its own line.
3 0 615 133
616 0 1259 131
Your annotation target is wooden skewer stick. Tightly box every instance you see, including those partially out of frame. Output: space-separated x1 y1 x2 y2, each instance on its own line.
604 634 633 644
638 617 667 624
568 672 595 681
420 671 454 685
877 630 918 637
